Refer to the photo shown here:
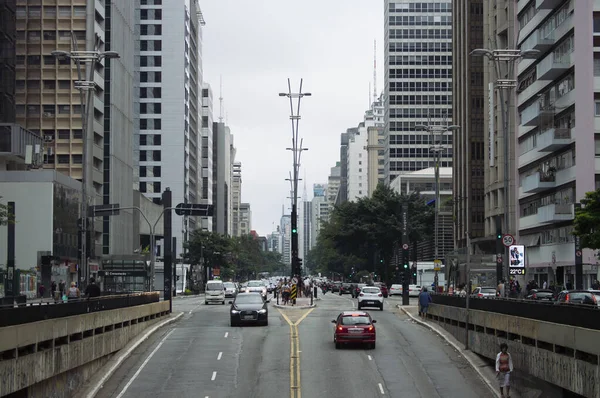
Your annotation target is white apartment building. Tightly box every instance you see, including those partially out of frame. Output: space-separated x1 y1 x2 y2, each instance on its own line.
327 163 341 212
267 230 280 252
239 202 251 236
346 127 368 201
516 0 598 287
200 83 214 231
231 162 242 236
384 0 453 184
366 95 386 196
280 214 291 265
138 0 204 256
310 184 329 250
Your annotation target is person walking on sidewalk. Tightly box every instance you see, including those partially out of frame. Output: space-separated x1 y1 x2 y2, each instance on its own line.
496 343 514 398
418 287 432 320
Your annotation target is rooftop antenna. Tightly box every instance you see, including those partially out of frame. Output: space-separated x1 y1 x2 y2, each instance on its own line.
373 39 377 107
302 169 308 201
368 82 371 109
218 75 224 123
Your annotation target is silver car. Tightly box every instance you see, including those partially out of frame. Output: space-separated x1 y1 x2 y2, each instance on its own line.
224 282 238 298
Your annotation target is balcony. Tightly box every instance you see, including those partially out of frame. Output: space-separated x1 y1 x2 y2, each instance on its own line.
521 171 556 194
536 0 564 9
520 101 554 126
0 124 43 164
537 52 572 81
538 203 574 224
537 128 571 151
521 29 555 53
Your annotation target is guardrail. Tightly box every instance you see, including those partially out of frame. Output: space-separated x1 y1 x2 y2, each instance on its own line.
0 292 160 327
432 294 600 330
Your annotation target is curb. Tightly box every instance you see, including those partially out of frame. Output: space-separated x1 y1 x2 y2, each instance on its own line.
400 308 501 398
82 312 184 398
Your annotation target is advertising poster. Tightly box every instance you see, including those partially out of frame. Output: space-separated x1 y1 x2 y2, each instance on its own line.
509 245 525 275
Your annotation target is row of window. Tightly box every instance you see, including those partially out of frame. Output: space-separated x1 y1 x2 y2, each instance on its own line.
388 55 452 66
16 79 72 90
139 134 162 146
140 9 162 20
389 29 452 40
141 71 162 82
141 24 162 36
139 150 161 161
16 104 81 116
141 56 162 67
140 87 162 99
140 103 161 114
16 6 85 19
389 2 452 13
389 81 450 92
17 30 86 42
36 129 83 140
389 42 451 53
387 67 452 78
388 95 451 105
389 106 452 117
389 134 452 145
140 119 162 130
17 54 70 66
44 154 82 164
141 40 162 51
389 147 454 158
389 15 451 26
389 160 452 172
139 166 161 177
139 181 161 194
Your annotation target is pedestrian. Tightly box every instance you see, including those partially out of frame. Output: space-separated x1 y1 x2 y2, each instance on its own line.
84 277 101 299
495 343 514 398
38 283 45 299
67 281 81 300
418 287 432 320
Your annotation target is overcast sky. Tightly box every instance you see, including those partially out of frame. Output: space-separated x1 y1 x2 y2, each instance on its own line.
202 1 384 236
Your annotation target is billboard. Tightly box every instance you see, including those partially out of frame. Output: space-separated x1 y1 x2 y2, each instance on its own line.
313 184 327 197
509 245 525 275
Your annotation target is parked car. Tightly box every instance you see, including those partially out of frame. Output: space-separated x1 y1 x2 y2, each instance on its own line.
407 285 421 297
389 284 402 296
332 311 377 349
471 286 497 298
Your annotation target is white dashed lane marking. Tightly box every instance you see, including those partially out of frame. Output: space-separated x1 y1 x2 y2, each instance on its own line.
211 371 217 381
217 352 222 360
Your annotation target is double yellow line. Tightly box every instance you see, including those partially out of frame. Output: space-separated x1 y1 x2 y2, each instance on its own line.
278 309 314 398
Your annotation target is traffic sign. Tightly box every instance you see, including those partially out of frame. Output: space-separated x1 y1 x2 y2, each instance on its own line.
402 243 409 250
433 259 442 272
502 234 515 247
89 203 120 217
175 203 214 216
497 256 503 264
576 250 582 257
292 277 298 285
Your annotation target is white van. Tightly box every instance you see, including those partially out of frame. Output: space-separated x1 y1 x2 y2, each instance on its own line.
205 280 225 305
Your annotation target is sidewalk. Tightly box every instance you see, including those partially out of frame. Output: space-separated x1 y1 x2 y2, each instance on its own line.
400 305 509 398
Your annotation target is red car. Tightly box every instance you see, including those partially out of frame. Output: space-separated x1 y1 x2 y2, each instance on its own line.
332 311 377 349
378 284 388 298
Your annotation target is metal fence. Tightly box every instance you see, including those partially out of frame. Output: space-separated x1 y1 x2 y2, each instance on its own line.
432 294 600 330
0 292 160 327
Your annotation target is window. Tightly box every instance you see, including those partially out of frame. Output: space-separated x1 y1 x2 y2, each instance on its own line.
139 151 147 161
58 105 70 115
44 6 56 17
140 166 147 177
58 130 70 139
595 102 600 116
139 182 147 193
153 166 161 176
57 155 69 164
72 154 82 163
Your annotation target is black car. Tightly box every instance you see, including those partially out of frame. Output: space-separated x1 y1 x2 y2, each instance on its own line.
230 293 269 326
340 283 353 295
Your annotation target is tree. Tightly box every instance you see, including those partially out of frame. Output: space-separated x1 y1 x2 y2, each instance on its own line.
310 184 434 282
185 230 233 272
0 197 14 226
573 189 600 250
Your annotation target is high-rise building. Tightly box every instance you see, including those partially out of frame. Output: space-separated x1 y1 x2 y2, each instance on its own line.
200 83 214 231
310 184 329 249
239 202 251 236
516 0 596 286
267 228 280 252
231 161 242 236
384 0 453 184
335 129 353 205
366 95 386 196
328 162 341 211
452 0 485 250
137 0 205 256
212 121 235 235
15 0 108 256
302 200 311 259
102 0 137 255
0 0 16 124
482 0 518 251
346 127 368 201
280 214 291 265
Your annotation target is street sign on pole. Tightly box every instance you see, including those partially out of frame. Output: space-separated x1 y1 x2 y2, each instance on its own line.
433 259 442 272
89 203 120 217
175 203 214 216
502 234 515 247
402 243 409 250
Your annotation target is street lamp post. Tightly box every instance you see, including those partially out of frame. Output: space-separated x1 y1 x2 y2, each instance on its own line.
51 49 120 289
416 124 459 288
469 48 539 283
279 79 311 277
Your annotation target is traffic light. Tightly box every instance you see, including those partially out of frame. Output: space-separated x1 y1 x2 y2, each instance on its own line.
292 227 297 234
411 266 417 284
297 258 303 270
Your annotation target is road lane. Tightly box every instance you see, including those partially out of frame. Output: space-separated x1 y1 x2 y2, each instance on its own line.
299 293 490 398
95 297 288 398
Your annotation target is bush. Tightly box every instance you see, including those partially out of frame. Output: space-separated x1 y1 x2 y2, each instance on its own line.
184 289 193 296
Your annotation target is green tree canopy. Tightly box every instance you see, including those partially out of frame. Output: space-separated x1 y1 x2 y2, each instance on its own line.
310 184 434 282
184 231 286 280
573 189 600 250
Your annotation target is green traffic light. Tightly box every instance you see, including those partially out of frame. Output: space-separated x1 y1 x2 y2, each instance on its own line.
497 234 502 239
292 228 297 234
403 264 408 269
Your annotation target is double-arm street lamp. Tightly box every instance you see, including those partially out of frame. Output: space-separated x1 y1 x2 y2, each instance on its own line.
415 124 460 287
279 79 311 277
469 48 539 283
51 49 120 288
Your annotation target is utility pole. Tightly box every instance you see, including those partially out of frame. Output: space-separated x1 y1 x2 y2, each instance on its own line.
163 188 173 313
279 79 311 277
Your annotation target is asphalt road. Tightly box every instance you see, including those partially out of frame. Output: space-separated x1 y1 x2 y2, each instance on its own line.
94 293 489 398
